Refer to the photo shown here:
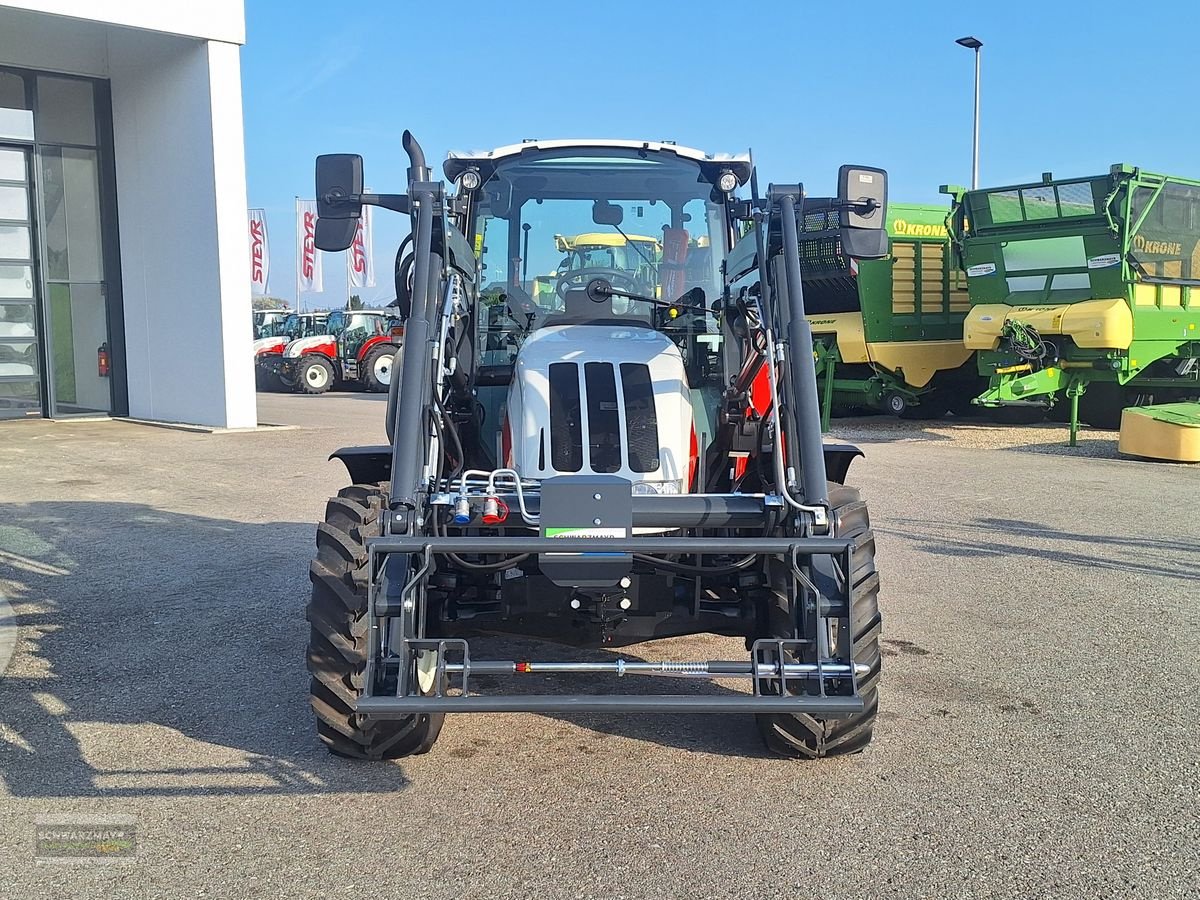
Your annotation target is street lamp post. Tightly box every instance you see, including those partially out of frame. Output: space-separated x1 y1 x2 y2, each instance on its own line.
956 35 983 189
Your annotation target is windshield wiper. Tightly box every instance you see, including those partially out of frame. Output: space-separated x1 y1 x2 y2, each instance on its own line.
612 223 659 275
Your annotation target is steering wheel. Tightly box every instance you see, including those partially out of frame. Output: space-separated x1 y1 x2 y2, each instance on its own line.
555 267 642 301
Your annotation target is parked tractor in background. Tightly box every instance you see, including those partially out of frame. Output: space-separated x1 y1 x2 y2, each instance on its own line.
281 308 403 394
303 133 889 760
254 312 328 391
946 165 1200 443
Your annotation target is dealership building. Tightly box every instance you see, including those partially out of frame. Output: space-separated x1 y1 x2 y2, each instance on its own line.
0 1 256 427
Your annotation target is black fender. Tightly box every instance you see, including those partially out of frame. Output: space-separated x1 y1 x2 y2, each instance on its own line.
330 445 392 485
333 442 862 489
822 443 863 485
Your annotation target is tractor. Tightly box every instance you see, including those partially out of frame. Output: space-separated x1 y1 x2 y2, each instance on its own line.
254 311 327 391
280 308 403 394
305 134 888 759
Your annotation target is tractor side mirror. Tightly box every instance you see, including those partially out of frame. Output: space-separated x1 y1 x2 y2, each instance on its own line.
316 153 363 218
838 165 888 259
315 218 357 252
314 153 363 251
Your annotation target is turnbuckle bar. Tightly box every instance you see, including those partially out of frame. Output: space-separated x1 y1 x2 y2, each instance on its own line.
439 659 868 679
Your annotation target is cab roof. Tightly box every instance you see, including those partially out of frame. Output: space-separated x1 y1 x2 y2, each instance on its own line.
444 139 752 186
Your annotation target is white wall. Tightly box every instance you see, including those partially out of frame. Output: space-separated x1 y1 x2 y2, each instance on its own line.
0 1 244 44
108 30 255 428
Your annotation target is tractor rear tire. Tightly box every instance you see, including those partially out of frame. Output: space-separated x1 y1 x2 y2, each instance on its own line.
297 356 335 395
362 346 396 393
756 483 882 758
306 483 444 759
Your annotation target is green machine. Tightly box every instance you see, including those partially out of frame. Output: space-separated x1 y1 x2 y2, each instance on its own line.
804 203 976 429
944 165 1200 443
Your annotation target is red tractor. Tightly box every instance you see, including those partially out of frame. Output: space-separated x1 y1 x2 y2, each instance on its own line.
281 308 403 394
254 312 328 391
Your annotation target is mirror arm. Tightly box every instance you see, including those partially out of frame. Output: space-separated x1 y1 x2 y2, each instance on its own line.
356 192 411 214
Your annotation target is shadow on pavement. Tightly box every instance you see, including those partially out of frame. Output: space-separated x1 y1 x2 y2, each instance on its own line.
879 515 1200 582
0 501 411 797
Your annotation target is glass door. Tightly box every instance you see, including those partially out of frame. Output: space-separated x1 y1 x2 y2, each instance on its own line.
40 142 113 415
37 75 114 417
0 144 41 419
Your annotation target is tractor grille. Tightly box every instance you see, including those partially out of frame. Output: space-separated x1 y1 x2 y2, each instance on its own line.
548 362 583 472
620 363 660 473
546 361 661 475
585 363 621 473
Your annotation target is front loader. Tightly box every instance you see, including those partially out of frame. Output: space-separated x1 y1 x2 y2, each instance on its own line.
305 134 888 759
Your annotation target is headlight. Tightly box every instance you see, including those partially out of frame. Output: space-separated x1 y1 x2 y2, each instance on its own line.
717 170 738 193
633 480 682 495
458 169 481 191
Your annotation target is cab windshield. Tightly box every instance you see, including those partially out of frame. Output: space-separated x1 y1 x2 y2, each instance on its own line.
474 151 727 328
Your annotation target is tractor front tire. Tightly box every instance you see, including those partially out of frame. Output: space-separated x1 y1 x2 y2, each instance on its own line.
296 356 335 394
306 484 444 759
757 483 882 758
255 366 285 392
362 346 396 393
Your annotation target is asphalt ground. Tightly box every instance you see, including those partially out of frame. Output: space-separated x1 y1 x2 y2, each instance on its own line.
0 392 1196 898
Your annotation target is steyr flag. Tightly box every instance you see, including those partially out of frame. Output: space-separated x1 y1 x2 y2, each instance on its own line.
248 209 269 295
296 200 324 293
348 205 375 289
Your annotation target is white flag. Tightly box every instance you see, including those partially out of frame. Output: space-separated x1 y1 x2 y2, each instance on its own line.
248 208 269 295
348 204 375 289
296 200 324 293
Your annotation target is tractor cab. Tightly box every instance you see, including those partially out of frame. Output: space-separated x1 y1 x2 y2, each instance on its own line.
253 309 290 338
454 143 744 480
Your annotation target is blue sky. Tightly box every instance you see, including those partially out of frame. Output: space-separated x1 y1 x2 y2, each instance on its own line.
242 0 1197 308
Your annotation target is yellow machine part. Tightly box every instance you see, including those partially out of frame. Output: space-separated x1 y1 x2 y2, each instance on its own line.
964 298 1134 351
808 312 972 389
1118 405 1200 463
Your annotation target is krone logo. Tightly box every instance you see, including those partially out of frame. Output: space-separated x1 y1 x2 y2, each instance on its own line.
1133 235 1182 256
891 219 947 238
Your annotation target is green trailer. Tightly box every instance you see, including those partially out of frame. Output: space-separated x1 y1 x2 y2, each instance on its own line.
803 203 976 428
944 165 1200 442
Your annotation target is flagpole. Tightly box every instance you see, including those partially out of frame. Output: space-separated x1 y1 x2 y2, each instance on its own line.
294 196 302 314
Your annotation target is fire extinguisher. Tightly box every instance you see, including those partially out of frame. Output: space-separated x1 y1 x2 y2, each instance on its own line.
97 342 110 377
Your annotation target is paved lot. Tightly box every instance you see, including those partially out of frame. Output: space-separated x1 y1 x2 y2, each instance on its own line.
1 393 1197 898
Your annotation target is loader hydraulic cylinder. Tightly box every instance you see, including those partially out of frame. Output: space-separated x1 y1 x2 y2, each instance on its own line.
777 192 830 508
390 190 436 518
